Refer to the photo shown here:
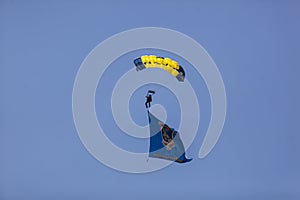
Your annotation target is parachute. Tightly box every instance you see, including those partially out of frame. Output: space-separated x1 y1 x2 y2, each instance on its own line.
134 55 185 82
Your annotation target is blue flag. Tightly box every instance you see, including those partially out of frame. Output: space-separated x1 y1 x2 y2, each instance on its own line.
148 111 192 163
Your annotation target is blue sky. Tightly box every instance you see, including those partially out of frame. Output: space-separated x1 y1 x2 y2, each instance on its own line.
1 1 300 199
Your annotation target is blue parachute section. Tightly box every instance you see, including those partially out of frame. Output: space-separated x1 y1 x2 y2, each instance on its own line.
147 111 192 163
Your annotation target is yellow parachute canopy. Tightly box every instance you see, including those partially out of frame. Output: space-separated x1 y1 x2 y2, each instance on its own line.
134 55 185 82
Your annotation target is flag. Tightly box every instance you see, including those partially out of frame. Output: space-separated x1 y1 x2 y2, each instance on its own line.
147 111 192 163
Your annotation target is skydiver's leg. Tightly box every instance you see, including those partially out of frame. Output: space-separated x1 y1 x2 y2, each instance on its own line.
145 101 148 108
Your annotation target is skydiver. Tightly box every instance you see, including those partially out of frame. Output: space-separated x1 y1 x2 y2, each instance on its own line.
145 94 152 108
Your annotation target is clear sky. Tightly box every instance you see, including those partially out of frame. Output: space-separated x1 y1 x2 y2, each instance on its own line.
1 0 300 199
